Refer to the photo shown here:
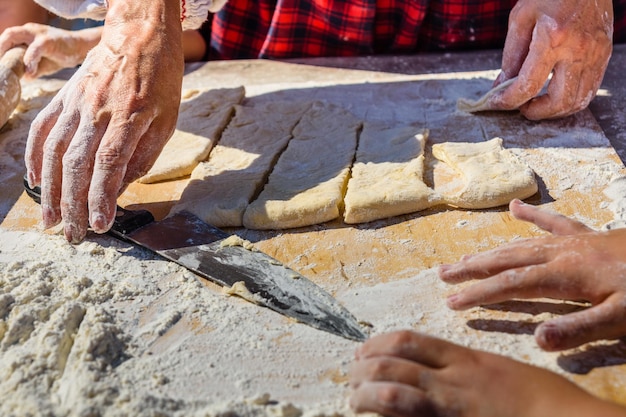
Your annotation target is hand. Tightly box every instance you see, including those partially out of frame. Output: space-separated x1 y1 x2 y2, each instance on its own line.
25 0 184 243
439 199 626 351
349 331 620 417
0 23 102 79
491 0 613 120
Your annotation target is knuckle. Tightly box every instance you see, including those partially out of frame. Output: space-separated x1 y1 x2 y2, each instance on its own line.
95 147 124 169
375 384 403 406
368 357 393 377
62 152 90 172
387 330 416 349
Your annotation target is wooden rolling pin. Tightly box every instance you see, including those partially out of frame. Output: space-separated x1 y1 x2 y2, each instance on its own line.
0 46 26 128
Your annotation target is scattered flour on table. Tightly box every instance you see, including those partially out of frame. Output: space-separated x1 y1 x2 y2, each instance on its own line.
602 175 626 230
0 226 604 417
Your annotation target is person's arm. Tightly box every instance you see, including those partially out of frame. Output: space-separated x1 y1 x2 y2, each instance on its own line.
0 0 49 34
0 23 207 80
24 0 184 243
0 24 101 79
350 330 626 417
439 198 626 351
488 0 613 120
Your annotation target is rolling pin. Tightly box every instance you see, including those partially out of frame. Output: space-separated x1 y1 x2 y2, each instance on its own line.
0 46 26 128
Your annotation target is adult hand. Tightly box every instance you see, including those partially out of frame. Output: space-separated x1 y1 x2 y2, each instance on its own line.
439 199 626 351
0 23 102 79
491 0 613 120
349 331 622 417
25 0 184 243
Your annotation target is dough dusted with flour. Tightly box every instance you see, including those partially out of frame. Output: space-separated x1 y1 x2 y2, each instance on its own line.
172 100 312 227
138 87 245 183
432 137 538 209
344 124 439 224
243 102 360 230
457 77 516 113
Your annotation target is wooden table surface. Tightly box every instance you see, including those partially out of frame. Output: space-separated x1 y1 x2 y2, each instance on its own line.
2 46 626 406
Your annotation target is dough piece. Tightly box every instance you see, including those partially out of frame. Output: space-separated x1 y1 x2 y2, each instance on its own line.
432 137 538 209
457 77 516 113
243 102 361 230
343 124 439 224
138 87 245 183
172 101 312 227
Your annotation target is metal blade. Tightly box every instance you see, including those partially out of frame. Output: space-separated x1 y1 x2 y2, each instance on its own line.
23 178 366 341
112 210 367 342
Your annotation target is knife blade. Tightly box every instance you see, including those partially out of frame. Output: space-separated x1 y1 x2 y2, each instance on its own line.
23 178 366 342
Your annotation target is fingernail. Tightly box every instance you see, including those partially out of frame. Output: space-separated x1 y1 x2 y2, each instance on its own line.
536 324 564 351
42 205 59 229
64 224 80 244
446 294 460 308
27 171 36 188
439 264 450 274
91 212 105 232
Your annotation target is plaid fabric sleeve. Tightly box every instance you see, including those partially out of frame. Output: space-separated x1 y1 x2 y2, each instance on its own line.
201 0 626 60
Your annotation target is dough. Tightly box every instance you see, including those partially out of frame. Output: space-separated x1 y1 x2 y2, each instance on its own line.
432 137 538 209
243 101 361 230
457 77 516 113
344 124 439 224
172 100 312 227
138 87 245 183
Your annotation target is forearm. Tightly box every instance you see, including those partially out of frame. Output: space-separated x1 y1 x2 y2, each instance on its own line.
33 0 228 30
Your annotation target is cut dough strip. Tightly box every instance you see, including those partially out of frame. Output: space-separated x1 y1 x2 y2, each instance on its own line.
172 100 312 227
344 124 440 224
243 101 361 230
138 87 245 183
432 137 538 209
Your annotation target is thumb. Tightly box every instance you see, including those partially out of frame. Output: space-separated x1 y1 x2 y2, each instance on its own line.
535 298 626 351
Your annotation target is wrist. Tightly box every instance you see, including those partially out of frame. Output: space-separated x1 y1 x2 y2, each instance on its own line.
105 0 181 28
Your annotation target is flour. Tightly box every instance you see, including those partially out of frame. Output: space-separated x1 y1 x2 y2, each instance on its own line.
602 175 626 229
2 64 626 417
2 224 619 417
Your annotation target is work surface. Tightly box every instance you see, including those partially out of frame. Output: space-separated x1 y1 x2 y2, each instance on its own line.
1 47 626 415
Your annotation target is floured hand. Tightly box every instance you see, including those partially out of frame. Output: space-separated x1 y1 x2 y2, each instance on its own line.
489 0 613 120
349 331 625 417
439 199 626 351
25 0 184 243
0 23 102 79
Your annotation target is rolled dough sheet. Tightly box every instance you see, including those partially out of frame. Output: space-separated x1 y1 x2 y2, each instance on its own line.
138 87 245 183
171 100 312 227
243 101 361 229
432 137 538 209
344 124 440 224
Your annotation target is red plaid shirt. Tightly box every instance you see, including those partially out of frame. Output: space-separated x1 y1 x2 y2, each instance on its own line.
199 0 626 60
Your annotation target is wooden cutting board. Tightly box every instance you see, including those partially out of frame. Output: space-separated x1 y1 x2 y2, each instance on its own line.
2 58 626 404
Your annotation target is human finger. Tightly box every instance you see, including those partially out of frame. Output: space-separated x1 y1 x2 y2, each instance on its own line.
445 263 579 311
350 356 427 390
39 110 82 232
350 381 433 417
519 62 583 120
497 3 534 86
25 100 63 188
121 114 177 186
535 295 626 351
491 27 554 111
0 26 36 55
508 199 592 235
88 115 152 234
356 330 460 369
60 111 115 243
438 237 552 284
